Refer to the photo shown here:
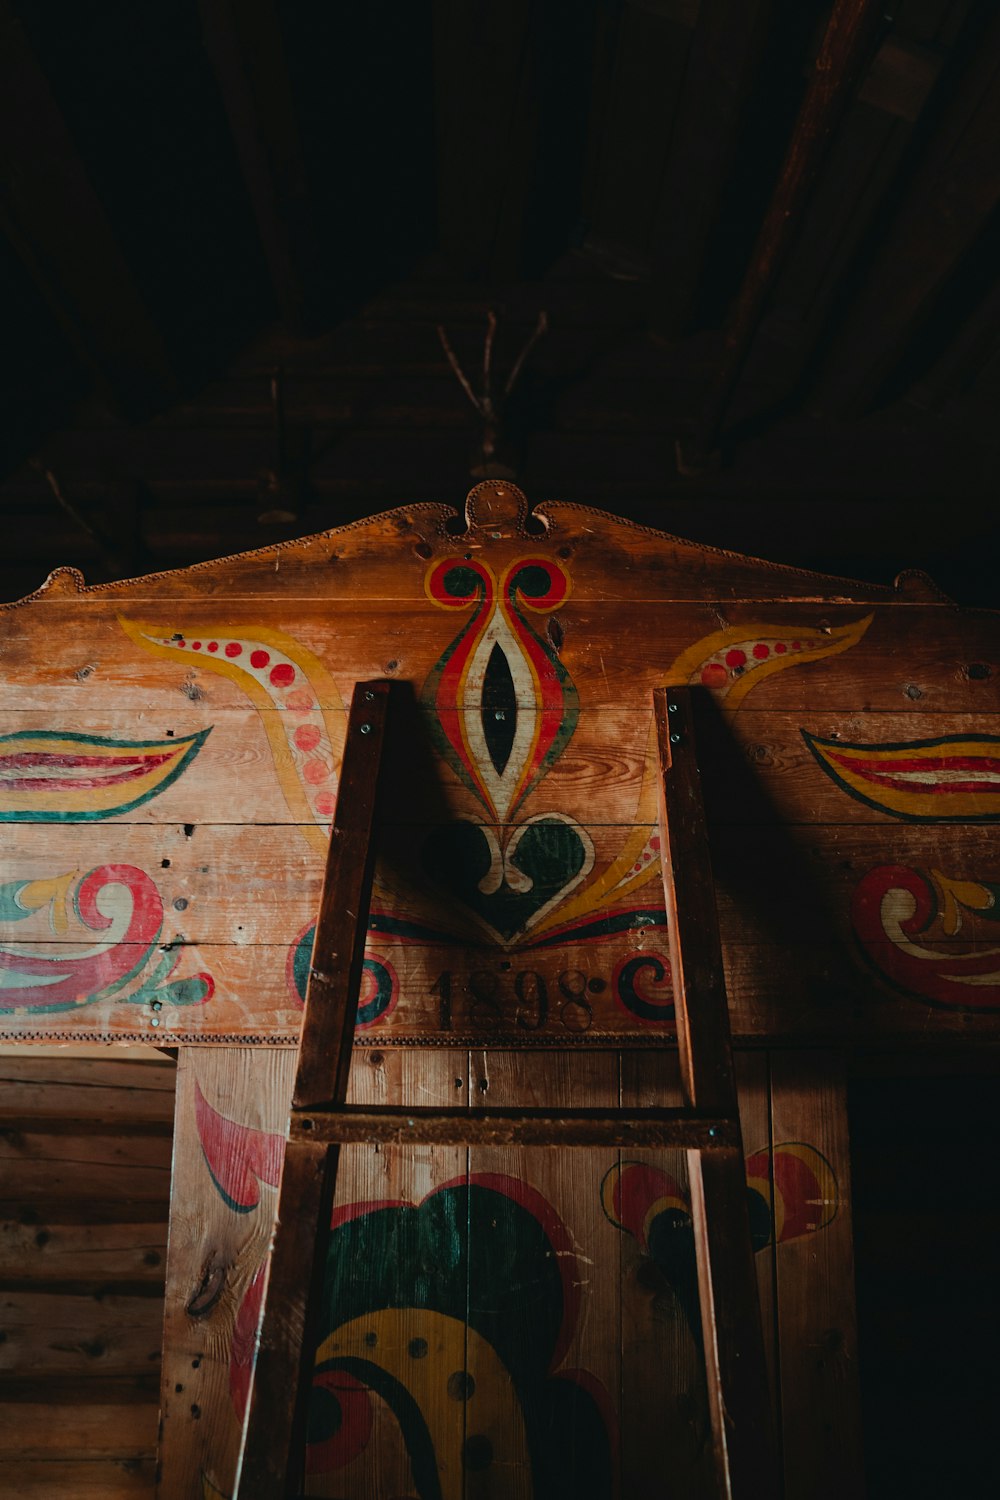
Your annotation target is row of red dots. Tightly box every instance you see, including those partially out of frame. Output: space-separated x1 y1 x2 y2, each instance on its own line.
167 634 334 814
174 638 296 687
700 638 802 689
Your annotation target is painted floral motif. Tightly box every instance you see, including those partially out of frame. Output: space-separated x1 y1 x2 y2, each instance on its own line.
0 728 210 821
288 921 399 1027
120 618 344 852
602 1144 837 1345
526 613 875 941
852 864 1000 1009
0 864 213 1014
804 730 1000 821
202 1122 617 1500
422 556 578 823
670 614 873 712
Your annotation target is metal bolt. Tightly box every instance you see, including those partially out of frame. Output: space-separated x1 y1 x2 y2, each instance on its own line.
494 710 505 720
150 1017 160 1028
708 1127 717 1138
151 999 163 1012
670 732 681 744
668 702 679 713
360 723 371 735
364 690 374 701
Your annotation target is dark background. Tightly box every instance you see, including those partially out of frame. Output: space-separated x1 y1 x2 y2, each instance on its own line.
1 0 999 608
1 2 998 1492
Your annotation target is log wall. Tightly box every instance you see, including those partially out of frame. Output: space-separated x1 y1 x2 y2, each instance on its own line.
0 1052 173 1498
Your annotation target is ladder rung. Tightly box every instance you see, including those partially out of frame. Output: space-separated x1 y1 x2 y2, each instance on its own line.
288 1105 740 1148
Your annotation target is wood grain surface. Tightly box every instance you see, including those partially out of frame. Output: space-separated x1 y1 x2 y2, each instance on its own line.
1 485 996 1047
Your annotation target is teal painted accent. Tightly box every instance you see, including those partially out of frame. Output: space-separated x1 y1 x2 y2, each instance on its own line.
320 1184 613 1499
0 881 36 922
421 817 588 941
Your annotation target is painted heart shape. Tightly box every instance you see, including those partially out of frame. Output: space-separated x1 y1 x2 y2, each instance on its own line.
421 814 594 943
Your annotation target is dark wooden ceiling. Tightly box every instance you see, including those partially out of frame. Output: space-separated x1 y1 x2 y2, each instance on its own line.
2 0 999 605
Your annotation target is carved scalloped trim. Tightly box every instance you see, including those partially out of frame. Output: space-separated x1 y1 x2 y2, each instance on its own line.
533 499 900 597
1 1028 677 1048
893 567 956 605
0 503 459 610
1 487 983 612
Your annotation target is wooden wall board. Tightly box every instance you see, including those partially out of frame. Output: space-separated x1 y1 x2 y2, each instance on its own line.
0 1400 158 1461
158 1046 462 1500
770 1052 862 1500
157 1046 296 1500
0 1457 157 1498
1 484 996 1049
150 1041 864 1497
0 1050 171 1500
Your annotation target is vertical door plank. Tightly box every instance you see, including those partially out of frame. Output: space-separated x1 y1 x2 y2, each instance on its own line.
769 1052 862 1500
619 1050 775 1499
304 1049 467 1499
158 1046 296 1500
464 1050 620 1500
735 1052 778 1420
619 1050 707 1500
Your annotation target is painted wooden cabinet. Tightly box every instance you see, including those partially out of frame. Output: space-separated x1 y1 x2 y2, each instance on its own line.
1 482 996 1497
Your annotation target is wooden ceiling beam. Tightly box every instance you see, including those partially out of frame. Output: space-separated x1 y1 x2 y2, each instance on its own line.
433 0 542 278
648 0 782 336
814 8 1000 416
197 0 320 333
432 0 595 279
683 0 885 464
581 0 699 276
714 15 959 424
0 1 176 416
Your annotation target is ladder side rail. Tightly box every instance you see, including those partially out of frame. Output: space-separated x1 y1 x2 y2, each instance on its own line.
235 679 394 1499
654 685 779 1498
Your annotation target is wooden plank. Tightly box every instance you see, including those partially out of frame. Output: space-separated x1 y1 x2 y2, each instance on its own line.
433 0 596 276
464 1049 621 1500
157 1047 296 1500
0 1056 175 1124
616 1052 707 1500
650 0 781 334
241 682 422 1494
655 687 777 1495
305 1051 464 1499
159 1047 465 1499
0 1132 172 1208
0 1402 158 1459
7 600 998 717
8 854 1000 1047
290 1106 738 1149
769 1053 862 1500
0 1459 156 1498
655 688 732 1112
0 1288 163 1377
818 8 1000 415
617 1051 775 1499
583 0 698 271
692 0 885 455
197 0 320 331
294 680 393 1109
0 1219 168 1285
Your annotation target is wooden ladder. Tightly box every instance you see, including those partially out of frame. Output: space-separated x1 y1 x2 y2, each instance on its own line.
232 680 778 1499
